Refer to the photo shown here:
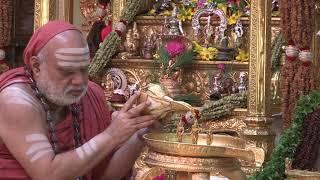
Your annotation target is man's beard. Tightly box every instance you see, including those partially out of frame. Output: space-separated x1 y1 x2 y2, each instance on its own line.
36 72 88 106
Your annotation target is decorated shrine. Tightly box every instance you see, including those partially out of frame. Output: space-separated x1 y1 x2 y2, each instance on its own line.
1 0 320 179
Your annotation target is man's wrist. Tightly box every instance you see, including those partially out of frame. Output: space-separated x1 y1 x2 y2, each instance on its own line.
136 128 149 141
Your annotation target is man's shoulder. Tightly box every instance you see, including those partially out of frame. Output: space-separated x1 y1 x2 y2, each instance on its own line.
0 83 42 111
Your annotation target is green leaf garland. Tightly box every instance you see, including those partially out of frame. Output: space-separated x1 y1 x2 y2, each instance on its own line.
249 91 320 180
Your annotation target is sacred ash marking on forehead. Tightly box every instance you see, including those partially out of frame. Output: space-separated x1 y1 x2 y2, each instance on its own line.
54 46 90 67
25 133 54 163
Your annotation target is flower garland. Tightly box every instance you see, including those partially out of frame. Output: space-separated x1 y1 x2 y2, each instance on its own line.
280 0 316 129
271 33 285 71
249 91 320 180
163 92 246 132
200 92 246 122
88 0 141 78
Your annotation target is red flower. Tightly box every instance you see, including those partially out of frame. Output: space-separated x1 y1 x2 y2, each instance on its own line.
100 21 112 41
165 38 186 57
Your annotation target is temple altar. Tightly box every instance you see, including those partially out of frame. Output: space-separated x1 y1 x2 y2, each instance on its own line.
0 0 319 179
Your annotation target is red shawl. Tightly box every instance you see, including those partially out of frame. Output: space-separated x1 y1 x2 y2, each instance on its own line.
0 21 112 179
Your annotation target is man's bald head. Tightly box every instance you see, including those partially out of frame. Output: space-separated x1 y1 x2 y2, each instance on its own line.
36 30 89 65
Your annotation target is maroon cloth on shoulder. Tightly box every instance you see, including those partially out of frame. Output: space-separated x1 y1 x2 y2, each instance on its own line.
0 21 112 179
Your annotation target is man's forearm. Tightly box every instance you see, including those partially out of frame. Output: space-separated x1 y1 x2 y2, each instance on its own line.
99 133 145 179
46 131 116 180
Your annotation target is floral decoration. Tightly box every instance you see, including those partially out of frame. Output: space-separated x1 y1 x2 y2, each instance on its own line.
192 41 218 61
154 38 194 78
148 0 249 25
165 38 186 57
235 49 249 62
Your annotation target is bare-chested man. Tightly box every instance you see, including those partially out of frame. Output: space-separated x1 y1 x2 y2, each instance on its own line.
0 21 157 180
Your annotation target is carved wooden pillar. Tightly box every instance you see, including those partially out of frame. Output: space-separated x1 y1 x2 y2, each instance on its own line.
244 0 274 160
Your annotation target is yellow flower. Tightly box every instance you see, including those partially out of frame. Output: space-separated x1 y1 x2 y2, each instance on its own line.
178 14 186 21
192 41 203 52
153 53 160 59
208 47 218 55
199 50 213 61
192 41 218 61
148 9 156 15
217 4 227 15
159 10 171 16
199 47 217 61
177 7 195 21
236 49 249 62
185 8 194 20
228 12 242 25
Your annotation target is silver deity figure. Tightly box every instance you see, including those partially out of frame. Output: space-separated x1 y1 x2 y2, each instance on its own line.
212 72 223 93
141 28 156 59
164 5 184 36
182 0 192 6
238 72 247 93
204 16 213 47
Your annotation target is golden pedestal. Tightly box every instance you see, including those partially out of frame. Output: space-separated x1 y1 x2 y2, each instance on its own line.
136 133 264 180
286 170 320 180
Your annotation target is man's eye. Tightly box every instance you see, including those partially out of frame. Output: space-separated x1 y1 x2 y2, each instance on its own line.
62 70 74 75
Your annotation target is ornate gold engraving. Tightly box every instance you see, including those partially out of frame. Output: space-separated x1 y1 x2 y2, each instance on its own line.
34 0 50 30
34 0 73 30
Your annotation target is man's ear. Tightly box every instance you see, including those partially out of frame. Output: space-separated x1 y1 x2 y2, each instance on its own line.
29 56 41 77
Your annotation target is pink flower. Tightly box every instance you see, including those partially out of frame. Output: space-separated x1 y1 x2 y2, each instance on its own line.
197 0 206 8
152 174 165 180
165 38 186 57
217 63 225 71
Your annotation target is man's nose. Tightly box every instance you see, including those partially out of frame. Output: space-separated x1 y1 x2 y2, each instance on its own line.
71 73 86 86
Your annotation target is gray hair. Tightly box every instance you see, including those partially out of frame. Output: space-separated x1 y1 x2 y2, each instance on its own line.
36 47 48 64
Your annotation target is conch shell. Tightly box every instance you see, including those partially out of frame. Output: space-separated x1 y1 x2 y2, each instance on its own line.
136 84 194 119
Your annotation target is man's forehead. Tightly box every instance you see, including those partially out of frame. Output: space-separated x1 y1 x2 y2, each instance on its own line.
54 45 90 68
55 46 89 54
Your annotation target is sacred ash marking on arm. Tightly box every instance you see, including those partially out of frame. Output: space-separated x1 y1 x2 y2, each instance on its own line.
25 133 54 163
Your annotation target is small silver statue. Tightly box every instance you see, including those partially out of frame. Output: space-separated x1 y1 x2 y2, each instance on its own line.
164 5 184 36
141 28 156 59
233 20 243 48
238 72 247 93
153 0 172 13
204 16 213 47
182 0 192 6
